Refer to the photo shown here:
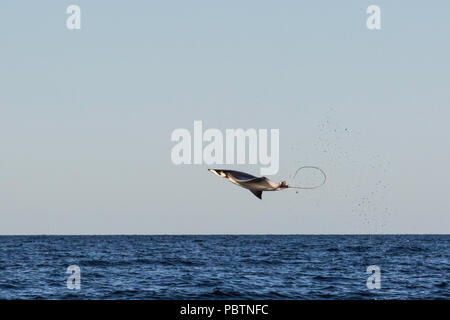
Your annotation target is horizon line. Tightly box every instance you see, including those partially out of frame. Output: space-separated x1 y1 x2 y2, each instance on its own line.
0 233 448 236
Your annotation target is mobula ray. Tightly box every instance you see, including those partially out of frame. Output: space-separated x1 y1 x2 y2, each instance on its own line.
208 167 326 199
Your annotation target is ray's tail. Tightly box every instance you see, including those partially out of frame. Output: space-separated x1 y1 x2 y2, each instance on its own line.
287 166 326 189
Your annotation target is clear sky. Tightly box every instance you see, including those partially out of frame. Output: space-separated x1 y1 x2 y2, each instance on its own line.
1 1 449 234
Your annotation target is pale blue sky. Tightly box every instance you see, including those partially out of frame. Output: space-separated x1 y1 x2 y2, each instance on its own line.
0 1 449 234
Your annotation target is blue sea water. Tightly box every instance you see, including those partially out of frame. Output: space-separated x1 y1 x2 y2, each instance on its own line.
0 235 448 299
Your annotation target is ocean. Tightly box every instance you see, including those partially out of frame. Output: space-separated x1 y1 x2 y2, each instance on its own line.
0 235 448 299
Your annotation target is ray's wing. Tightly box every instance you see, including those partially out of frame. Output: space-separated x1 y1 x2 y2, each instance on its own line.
224 171 279 199
227 170 258 181
236 177 276 189
250 190 263 199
